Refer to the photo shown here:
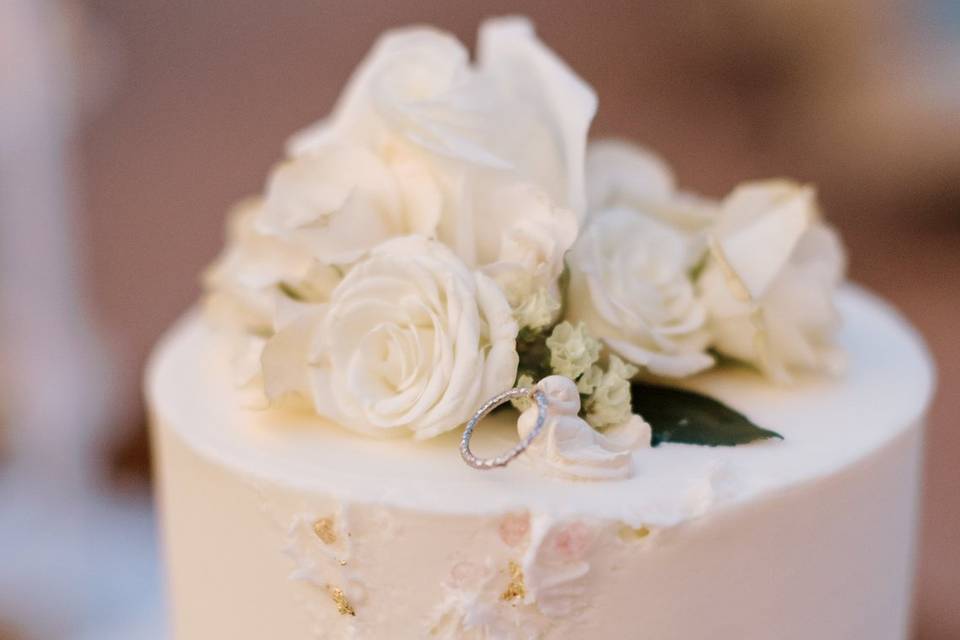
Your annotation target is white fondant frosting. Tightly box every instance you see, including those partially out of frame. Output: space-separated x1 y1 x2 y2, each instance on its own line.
149 286 933 639
152 287 930 525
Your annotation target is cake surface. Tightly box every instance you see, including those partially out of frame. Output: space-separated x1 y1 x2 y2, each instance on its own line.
149 286 932 639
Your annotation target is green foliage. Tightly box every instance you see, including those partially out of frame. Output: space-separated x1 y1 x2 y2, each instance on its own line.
631 383 783 447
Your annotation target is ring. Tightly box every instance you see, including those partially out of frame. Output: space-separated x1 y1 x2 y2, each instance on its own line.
460 387 549 470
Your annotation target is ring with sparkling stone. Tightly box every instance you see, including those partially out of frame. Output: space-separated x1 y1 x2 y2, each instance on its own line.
460 386 548 470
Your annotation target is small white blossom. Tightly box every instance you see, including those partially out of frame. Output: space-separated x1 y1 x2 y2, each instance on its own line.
606 354 638 380
576 364 603 395
584 355 638 429
546 321 602 380
511 373 537 412
512 286 562 331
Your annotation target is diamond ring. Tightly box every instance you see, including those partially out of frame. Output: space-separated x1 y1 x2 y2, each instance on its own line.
460 386 548 470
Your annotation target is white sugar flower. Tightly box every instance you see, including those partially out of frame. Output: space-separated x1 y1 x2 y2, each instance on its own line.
546 321 602 380
261 236 518 439
698 180 846 382
566 208 714 378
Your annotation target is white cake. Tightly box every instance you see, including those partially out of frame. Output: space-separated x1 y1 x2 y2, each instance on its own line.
148 16 935 640
149 287 932 639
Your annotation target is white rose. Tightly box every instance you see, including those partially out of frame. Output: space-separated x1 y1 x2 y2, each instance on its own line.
586 139 718 232
288 19 591 316
257 142 441 265
292 18 596 218
566 208 714 377
698 180 846 382
262 148 576 328
262 236 519 439
203 199 333 334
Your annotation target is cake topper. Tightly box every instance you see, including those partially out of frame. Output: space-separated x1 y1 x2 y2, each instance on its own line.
460 376 649 480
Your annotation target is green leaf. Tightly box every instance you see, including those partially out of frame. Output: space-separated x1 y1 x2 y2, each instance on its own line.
631 382 783 447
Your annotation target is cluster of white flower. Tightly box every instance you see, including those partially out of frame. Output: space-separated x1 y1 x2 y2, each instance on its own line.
581 356 638 430
545 322 601 381
535 321 636 429
204 18 846 441
571 142 846 384
205 18 593 439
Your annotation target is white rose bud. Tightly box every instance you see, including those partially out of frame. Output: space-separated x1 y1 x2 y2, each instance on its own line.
698 180 846 382
566 208 715 378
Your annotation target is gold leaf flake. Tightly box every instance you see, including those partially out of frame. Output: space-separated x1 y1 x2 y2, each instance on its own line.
618 524 651 542
326 585 356 616
313 517 337 545
500 561 526 602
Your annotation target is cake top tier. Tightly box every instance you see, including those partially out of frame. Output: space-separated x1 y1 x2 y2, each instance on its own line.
199 17 862 479
149 287 933 526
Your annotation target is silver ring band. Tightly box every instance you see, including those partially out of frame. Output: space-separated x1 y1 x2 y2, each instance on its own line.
460 387 548 470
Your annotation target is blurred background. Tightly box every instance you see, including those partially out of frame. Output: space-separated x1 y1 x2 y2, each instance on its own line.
1 1 957 638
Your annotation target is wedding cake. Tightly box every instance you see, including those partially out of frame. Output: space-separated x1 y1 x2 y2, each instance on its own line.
147 18 934 639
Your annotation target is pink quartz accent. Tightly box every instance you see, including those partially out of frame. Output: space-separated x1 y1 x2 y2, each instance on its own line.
549 522 594 562
498 512 530 547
